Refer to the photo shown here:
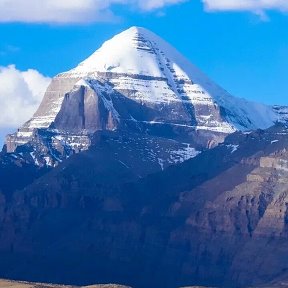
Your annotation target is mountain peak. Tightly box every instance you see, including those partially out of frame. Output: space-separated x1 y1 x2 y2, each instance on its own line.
5 26 288 159
71 25 174 78
122 25 153 35
107 26 160 44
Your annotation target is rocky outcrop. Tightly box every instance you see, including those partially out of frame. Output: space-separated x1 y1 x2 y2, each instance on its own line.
53 82 118 133
260 155 288 171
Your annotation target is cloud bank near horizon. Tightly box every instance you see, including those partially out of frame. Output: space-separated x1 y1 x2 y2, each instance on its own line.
0 65 51 130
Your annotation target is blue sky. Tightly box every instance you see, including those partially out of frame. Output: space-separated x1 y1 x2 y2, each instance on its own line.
0 0 288 143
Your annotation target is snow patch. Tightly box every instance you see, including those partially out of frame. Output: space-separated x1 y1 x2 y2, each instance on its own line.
118 160 129 168
44 156 53 167
158 158 164 170
30 152 40 166
227 144 239 153
169 144 200 164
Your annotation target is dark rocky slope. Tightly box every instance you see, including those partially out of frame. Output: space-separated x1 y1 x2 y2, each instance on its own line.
1 125 288 287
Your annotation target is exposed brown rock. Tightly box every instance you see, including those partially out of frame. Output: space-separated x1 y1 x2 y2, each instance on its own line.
0 280 130 288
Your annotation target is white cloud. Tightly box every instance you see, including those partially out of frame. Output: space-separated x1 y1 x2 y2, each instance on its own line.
0 0 187 24
0 65 51 129
203 0 288 13
138 0 187 11
0 0 287 23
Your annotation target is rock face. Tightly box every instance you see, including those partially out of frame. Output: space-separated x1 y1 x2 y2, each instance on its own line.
4 26 288 167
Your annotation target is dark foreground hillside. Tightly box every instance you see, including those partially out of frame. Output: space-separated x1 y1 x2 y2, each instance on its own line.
1 125 288 288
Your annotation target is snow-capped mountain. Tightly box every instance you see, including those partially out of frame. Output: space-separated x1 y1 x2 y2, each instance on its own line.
3 27 288 288
4 26 288 167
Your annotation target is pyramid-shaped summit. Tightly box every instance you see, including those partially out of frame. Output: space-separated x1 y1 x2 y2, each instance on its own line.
5 26 288 165
72 26 176 77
